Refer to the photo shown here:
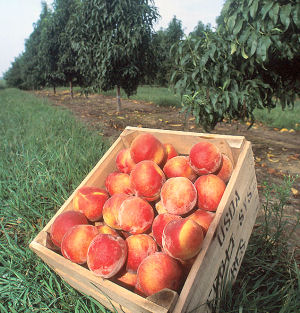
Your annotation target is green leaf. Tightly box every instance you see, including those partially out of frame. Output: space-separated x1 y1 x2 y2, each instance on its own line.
250 0 259 19
292 4 300 28
233 19 243 35
241 45 248 59
227 14 237 32
261 2 273 20
269 3 279 25
231 42 237 55
280 4 292 29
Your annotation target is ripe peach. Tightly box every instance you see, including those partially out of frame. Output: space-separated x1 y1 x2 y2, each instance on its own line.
118 196 154 234
162 218 204 261
116 148 136 174
105 172 133 196
115 270 137 290
87 234 127 278
189 141 222 175
73 186 109 222
160 177 197 215
130 160 166 201
163 156 198 182
194 174 226 211
103 193 130 229
215 154 233 183
126 234 158 272
152 213 182 247
136 252 183 296
50 211 88 248
130 133 166 166
188 209 215 235
61 225 98 264
155 200 167 214
95 222 119 236
164 143 178 161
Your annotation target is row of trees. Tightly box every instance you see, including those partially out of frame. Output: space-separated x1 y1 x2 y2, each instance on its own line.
5 0 299 129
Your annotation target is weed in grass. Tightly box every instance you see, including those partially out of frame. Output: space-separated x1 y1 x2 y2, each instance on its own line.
0 88 110 312
213 176 300 313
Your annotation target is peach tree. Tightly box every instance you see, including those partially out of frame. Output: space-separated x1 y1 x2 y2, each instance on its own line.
171 0 300 130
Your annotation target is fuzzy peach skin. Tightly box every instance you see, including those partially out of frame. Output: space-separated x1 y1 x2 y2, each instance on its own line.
116 148 136 174
105 172 133 196
163 156 198 182
87 234 127 278
162 218 204 261
118 196 154 234
126 234 158 272
95 222 119 236
152 213 182 247
164 143 178 161
130 160 166 201
102 193 130 230
189 141 222 175
114 270 138 290
194 174 226 211
50 211 88 248
130 133 166 166
136 252 183 296
61 225 99 264
160 177 197 215
73 186 109 222
187 209 215 235
215 153 233 183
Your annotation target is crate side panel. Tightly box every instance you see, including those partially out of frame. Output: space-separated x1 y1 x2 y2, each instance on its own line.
174 142 260 313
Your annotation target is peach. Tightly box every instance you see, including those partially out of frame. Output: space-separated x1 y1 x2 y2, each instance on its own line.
103 193 130 229
95 222 119 236
160 177 197 215
61 225 98 264
73 186 109 222
152 213 182 247
50 211 88 248
116 148 136 174
162 218 204 261
130 160 166 201
215 154 233 183
163 156 198 182
180 256 197 278
189 141 222 175
118 196 154 234
194 174 226 211
130 133 166 166
155 200 167 214
188 209 215 235
136 252 183 296
105 172 133 196
164 143 178 161
87 234 127 278
126 234 158 272
115 270 138 290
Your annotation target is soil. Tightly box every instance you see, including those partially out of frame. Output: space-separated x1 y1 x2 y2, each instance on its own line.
33 89 300 258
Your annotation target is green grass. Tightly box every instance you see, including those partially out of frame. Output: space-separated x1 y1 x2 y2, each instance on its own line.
0 88 110 312
1 88 298 313
100 85 181 107
0 79 6 89
253 100 300 130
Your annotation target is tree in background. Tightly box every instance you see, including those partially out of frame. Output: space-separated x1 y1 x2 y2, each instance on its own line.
69 0 159 111
189 21 212 37
171 0 300 130
152 16 185 86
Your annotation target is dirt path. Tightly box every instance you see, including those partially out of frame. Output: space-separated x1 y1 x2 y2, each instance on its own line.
34 89 300 256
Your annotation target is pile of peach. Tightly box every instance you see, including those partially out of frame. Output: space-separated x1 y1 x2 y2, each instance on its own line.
50 133 233 297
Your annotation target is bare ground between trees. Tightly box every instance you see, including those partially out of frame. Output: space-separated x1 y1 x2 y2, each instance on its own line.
34 89 300 259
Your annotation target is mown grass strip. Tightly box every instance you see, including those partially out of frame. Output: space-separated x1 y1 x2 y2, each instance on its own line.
0 88 110 312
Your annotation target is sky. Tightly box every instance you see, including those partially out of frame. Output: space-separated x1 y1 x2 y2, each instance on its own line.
0 0 224 77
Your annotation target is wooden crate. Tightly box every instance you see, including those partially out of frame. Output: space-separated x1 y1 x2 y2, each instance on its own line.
29 126 260 313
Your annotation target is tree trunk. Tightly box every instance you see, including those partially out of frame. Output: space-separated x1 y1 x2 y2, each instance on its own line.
53 85 56 95
116 85 121 112
70 80 73 98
